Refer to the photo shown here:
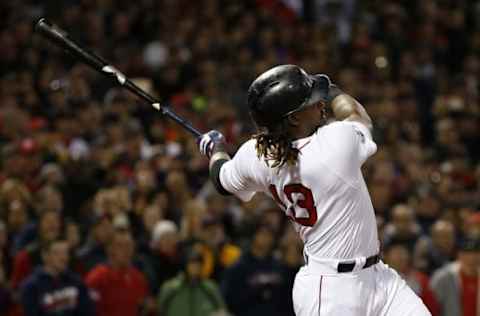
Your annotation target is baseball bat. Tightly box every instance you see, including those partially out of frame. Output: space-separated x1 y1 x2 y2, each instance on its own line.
35 18 202 138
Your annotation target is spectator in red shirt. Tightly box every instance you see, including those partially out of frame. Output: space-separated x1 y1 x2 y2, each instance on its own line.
430 238 480 316
85 228 150 316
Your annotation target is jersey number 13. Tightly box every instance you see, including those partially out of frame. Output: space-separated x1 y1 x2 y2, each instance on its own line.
269 184 317 227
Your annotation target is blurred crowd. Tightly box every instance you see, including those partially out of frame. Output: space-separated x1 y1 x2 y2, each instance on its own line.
0 0 479 316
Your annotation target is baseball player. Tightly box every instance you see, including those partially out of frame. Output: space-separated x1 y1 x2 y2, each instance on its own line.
198 65 431 315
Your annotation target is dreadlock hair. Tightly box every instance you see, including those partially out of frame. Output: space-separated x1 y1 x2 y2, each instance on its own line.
253 118 300 168
252 102 328 168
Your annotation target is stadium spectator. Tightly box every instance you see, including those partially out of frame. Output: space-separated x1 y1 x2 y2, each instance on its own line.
179 199 207 241
414 220 456 274
145 220 181 294
463 212 480 239
11 210 61 289
19 238 94 316
430 238 480 316
136 203 164 254
382 204 422 251
277 225 304 316
33 185 63 216
1 180 34 254
157 246 227 316
384 242 439 315
198 216 241 281
76 214 113 274
85 229 150 316
221 223 289 316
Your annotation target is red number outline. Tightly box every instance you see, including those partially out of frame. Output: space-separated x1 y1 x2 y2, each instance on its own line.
269 184 317 227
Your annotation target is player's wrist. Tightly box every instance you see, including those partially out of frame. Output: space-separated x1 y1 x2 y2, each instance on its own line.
211 142 227 156
209 151 230 168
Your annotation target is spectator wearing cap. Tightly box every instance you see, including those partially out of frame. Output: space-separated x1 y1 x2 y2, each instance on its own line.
414 220 456 274
221 224 290 316
146 220 181 294
85 229 150 316
19 238 94 316
157 245 227 316
430 238 480 316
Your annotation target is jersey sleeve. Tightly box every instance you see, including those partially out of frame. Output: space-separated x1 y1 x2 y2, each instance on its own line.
219 140 266 202
318 121 377 181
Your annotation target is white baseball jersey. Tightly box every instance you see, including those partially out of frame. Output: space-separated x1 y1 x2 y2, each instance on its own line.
220 120 380 260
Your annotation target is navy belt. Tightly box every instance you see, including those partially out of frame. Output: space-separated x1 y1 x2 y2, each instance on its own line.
337 254 380 273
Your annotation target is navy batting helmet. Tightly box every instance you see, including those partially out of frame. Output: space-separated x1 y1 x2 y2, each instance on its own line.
247 64 331 129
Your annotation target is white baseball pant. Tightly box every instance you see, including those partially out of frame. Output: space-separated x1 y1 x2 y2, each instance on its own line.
292 255 432 316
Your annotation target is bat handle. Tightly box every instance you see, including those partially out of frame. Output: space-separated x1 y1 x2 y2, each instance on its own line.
161 107 203 138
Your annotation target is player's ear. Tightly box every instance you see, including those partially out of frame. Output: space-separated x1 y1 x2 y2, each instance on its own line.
314 101 325 112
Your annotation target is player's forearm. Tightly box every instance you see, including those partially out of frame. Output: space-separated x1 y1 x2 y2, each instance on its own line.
330 94 373 129
208 147 231 195
208 148 230 171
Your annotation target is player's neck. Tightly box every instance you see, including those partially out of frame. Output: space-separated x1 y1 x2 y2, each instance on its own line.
290 123 318 140
288 103 324 139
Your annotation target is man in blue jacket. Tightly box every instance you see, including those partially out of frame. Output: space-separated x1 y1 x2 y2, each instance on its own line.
221 223 291 316
20 238 94 316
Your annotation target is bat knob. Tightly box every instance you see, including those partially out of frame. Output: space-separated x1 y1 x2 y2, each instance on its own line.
35 18 51 31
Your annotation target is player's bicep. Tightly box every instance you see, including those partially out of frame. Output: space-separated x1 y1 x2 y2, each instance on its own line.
219 159 257 202
219 141 263 202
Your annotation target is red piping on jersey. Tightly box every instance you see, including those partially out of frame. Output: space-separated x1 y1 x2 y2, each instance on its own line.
298 140 311 151
318 275 323 315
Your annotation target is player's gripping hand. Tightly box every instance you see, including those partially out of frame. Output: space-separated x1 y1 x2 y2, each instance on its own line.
198 130 226 158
